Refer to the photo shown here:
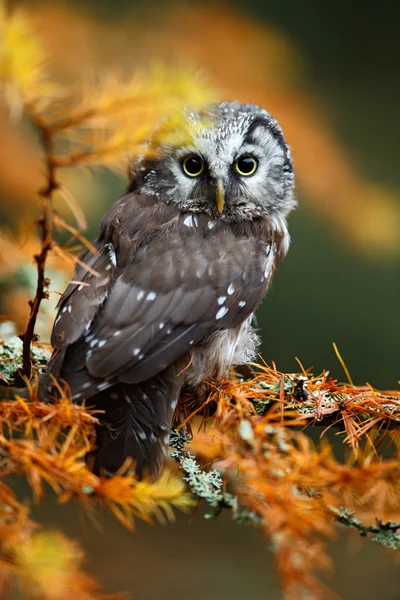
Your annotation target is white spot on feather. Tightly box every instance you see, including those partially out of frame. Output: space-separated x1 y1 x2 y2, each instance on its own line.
146 291 156 301
98 340 106 348
183 215 197 227
138 430 147 440
78 284 83 291
137 290 144 301
217 296 226 305
238 300 246 308
227 283 235 295
106 243 117 267
133 347 141 356
208 221 216 230
216 306 228 320
113 330 121 336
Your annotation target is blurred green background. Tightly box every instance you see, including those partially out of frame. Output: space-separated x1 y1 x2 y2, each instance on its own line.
2 0 400 598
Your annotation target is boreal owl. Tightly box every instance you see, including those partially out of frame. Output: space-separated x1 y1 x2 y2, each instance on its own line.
40 102 296 477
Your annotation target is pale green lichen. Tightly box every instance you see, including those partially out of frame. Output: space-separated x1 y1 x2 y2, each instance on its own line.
169 429 260 523
0 322 51 384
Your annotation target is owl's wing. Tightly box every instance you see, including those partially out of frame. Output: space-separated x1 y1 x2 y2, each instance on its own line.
51 242 116 349
59 218 274 398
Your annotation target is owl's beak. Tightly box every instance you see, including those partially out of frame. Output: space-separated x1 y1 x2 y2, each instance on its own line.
216 179 225 213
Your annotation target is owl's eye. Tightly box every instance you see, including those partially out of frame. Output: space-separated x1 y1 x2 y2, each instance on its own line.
235 155 258 176
182 155 205 177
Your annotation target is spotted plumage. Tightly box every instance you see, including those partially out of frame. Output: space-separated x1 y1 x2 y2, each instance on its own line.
40 102 296 477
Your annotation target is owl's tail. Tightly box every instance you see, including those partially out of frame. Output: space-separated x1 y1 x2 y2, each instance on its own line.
90 373 182 478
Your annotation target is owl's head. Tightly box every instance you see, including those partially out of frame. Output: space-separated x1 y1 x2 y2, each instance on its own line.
130 102 296 222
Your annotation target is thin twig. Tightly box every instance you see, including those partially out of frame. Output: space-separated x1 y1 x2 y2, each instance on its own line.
20 110 58 378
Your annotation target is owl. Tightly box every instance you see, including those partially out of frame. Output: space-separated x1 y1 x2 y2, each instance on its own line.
41 102 296 477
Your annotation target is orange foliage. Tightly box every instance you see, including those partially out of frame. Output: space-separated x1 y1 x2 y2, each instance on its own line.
0 387 191 598
9 0 397 257
183 364 400 599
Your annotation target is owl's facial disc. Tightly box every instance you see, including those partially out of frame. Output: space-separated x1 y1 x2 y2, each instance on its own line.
136 102 295 221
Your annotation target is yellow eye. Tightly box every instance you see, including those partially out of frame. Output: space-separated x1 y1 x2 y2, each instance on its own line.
235 155 258 176
182 155 205 177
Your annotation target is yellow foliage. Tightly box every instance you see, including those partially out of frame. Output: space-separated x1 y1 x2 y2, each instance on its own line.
0 389 193 598
11 531 97 600
0 1 50 110
15 0 399 257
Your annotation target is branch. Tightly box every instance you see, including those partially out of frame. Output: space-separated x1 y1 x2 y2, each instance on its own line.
198 364 400 448
20 109 58 379
329 507 400 549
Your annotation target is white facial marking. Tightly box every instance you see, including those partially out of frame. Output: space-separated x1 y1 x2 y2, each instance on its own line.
216 306 228 320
